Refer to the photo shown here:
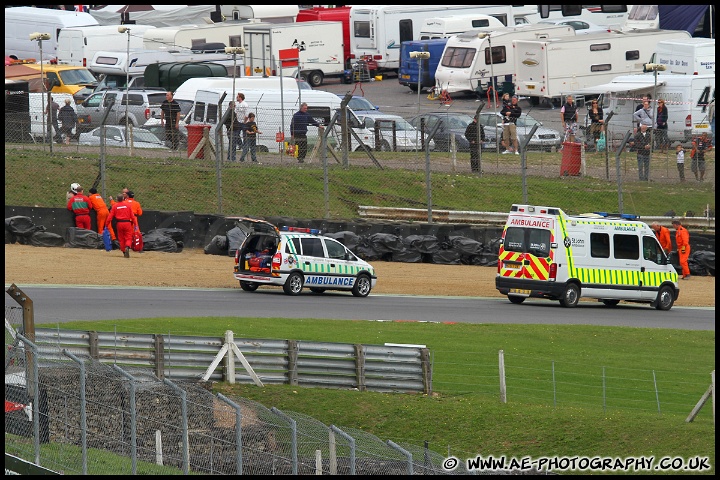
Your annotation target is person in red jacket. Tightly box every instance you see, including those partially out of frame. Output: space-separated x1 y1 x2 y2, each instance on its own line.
650 222 672 256
671 219 691 279
107 194 138 258
66 185 92 230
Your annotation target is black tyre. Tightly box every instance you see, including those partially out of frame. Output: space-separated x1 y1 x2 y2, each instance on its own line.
351 274 372 297
408 84 419 92
602 299 620 307
379 140 392 152
508 295 525 304
559 283 580 308
283 272 304 296
240 281 259 292
654 285 675 311
309 287 326 294
308 71 324 87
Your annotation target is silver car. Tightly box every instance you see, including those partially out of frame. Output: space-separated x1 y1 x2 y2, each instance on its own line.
478 112 563 152
354 112 435 152
79 126 167 149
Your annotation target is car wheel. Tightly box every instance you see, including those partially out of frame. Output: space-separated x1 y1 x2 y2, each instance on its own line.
308 71 324 88
508 295 525 304
379 140 392 152
601 299 620 307
654 285 675 311
240 281 259 292
309 287 326 294
283 272 304 296
559 283 580 308
351 274 372 297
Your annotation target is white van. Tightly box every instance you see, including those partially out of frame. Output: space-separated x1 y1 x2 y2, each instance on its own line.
496 204 679 310
57 24 156 68
28 93 75 142
650 38 715 76
4 7 99 61
575 73 715 144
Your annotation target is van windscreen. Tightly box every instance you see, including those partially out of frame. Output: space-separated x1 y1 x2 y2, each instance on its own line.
504 227 551 257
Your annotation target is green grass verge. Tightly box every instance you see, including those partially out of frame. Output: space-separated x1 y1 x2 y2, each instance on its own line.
49 317 715 475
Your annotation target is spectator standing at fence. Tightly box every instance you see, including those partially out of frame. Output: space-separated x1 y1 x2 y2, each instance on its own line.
691 132 711 182
235 92 249 125
675 144 686 182
633 99 654 134
500 95 521 154
651 222 672 256
672 219 691 279
58 98 78 145
464 114 484 172
45 95 61 143
655 99 669 152
224 101 244 162
160 91 181 151
67 185 92 230
239 112 262 163
587 99 604 151
88 187 117 245
560 95 578 143
632 124 652 181
291 102 320 164
109 187 129 207
107 194 138 258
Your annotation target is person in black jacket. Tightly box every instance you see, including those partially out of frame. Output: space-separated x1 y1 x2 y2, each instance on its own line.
57 98 78 145
464 115 485 172
290 102 320 163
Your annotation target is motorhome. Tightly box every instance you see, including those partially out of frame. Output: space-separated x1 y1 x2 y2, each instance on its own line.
4 6 99 61
56 25 156 68
349 5 537 73
433 24 576 96
418 14 504 40
513 29 692 103
242 21 345 87
142 22 260 51
398 39 448 91
574 73 715 145
527 5 629 30
296 6 352 68
650 38 715 76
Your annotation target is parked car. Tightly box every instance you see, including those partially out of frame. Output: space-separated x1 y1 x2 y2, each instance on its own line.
138 123 189 150
478 112 563 152
337 94 381 114
75 88 167 133
407 112 474 152
536 19 610 35
354 112 434 151
79 125 167 149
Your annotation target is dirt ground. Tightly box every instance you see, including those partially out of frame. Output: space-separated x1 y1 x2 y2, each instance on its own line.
4 244 714 308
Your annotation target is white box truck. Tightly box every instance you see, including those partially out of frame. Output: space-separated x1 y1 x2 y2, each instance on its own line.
513 29 692 103
650 38 715 76
4 6 99 61
56 24 157 68
242 21 345 87
434 24 575 96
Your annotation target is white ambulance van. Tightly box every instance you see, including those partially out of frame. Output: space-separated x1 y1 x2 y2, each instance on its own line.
495 204 679 310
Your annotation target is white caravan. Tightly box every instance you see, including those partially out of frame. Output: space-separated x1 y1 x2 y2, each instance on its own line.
242 21 345 87
574 73 715 145
4 6 98 61
143 21 261 51
418 14 504 40
56 25 156 68
513 29 692 102
434 24 575 95
349 5 537 72
650 38 715 76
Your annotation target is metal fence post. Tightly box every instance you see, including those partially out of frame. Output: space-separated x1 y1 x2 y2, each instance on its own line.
63 350 88 475
16 333 41 465
113 365 138 474
217 393 243 475
387 440 413 475
271 407 298 475
163 378 189 474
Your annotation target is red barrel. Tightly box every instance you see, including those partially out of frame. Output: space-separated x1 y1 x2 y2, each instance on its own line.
560 142 582 176
186 124 210 159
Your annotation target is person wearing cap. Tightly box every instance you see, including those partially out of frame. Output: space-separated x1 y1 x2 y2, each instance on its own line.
67 185 92 230
500 95 521 155
107 194 138 258
88 187 116 245
650 222 671 256
671 220 691 279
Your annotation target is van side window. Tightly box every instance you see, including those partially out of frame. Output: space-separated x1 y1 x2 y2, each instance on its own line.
590 233 610 258
325 239 346 260
643 236 666 265
301 238 325 258
613 234 639 260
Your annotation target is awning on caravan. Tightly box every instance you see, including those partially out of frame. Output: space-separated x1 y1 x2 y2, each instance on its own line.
573 80 666 95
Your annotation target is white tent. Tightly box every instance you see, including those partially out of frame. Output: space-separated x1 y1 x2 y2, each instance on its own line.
88 5 217 27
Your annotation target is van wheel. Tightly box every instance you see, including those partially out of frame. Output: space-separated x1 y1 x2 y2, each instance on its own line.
257 145 269 153
559 283 580 308
240 281 259 292
283 272 304 295
309 287 326 294
508 295 525 304
308 71 324 87
351 274 372 297
601 299 620 307
378 140 392 152
654 285 675 311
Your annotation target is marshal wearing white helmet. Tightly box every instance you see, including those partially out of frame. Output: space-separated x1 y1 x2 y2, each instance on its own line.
67 182 81 201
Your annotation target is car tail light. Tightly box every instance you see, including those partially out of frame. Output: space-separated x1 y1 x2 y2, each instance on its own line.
549 263 557 280
272 252 282 271
145 108 150 120
685 114 691 127
497 261 502 274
